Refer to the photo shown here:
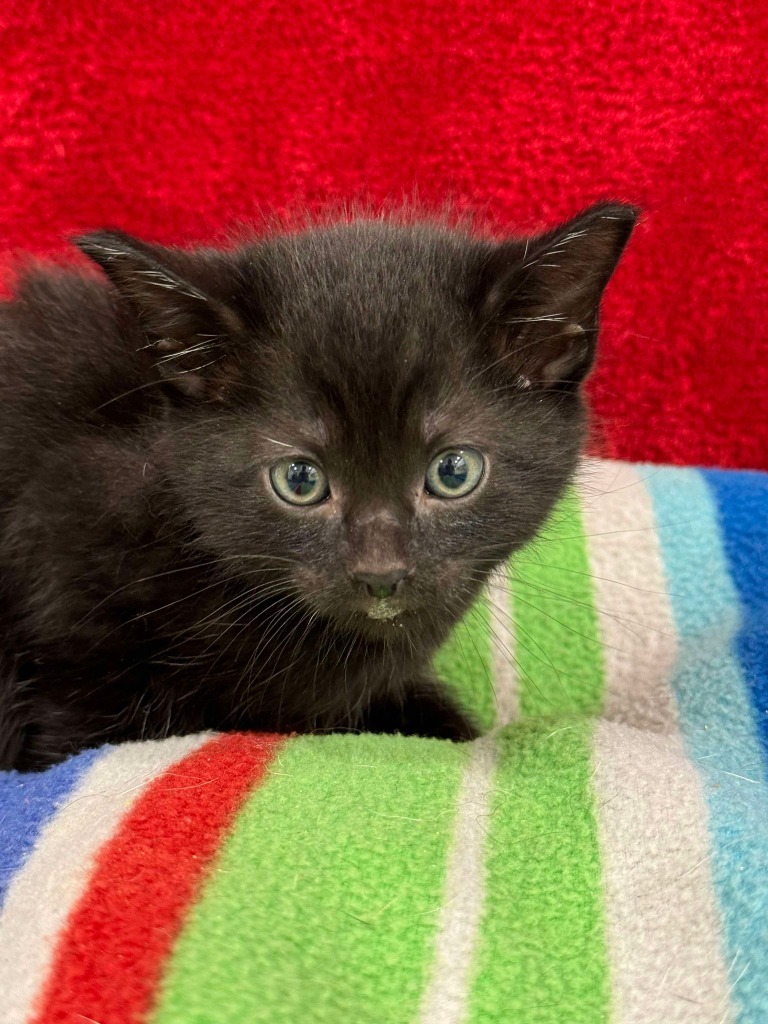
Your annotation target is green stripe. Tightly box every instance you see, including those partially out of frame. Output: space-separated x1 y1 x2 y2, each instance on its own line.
467 720 610 1024
151 733 466 1024
434 590 496 732
511 488 605 717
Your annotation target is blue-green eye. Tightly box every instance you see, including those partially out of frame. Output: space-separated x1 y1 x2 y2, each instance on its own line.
270 459 330 506
425 448 485 498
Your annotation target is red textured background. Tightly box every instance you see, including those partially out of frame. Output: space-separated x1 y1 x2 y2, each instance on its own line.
1 0 766 469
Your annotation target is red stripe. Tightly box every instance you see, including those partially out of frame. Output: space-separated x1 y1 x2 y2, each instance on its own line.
30 732 284 1024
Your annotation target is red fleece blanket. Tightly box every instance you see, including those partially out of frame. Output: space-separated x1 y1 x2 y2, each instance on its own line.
1 1 765 469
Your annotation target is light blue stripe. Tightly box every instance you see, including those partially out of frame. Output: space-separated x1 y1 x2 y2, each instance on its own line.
646 466 768 1023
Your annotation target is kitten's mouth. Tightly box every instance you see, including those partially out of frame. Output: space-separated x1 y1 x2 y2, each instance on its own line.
366 597 404 621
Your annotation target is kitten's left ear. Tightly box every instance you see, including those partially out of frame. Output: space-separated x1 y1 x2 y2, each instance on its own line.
478 202 639 389
73 229 244 400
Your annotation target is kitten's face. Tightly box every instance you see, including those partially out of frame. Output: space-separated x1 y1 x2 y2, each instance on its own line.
164 341 581 648
77 209 636 649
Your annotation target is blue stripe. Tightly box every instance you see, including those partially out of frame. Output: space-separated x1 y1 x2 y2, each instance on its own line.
645 466 768 1023
0 748 102 909
705 469 768 760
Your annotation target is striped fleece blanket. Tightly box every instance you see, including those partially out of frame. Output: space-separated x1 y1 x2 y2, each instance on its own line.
1 460 766 1024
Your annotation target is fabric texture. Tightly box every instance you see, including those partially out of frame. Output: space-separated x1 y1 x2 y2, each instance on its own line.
1 458 767 1023
1 1 766 470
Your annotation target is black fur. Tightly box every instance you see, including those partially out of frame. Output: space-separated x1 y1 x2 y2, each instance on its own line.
0 204 636 769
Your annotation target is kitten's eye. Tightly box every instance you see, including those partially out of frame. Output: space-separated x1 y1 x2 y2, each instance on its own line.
270 459 330 506
425 448 484 498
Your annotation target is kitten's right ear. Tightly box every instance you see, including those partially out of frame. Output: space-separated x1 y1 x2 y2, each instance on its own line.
73 229 244 400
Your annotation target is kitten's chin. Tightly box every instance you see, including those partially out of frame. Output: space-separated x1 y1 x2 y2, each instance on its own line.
303 590 463 647
365 597 404 621
355 615 412 642
325 602 420 645
349 604 412 641
344 601 453 648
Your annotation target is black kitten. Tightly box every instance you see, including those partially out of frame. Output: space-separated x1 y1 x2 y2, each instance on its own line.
0 204 636 769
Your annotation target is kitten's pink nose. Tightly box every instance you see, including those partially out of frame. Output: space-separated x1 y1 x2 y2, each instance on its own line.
351 569 409 600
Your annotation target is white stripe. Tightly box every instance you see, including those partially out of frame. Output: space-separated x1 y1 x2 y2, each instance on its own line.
486 565 518 726
593 720 734 1024
418 735 498 1024
0 733 211 1024
419 569 515 1021
579 461 732 1022
578 459 680 733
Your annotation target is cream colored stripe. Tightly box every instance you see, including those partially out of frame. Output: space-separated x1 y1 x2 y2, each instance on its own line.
0 733 211 1024
578 459 679 733
593 720 734 1023
486 565 518 726
579 460 732 1022
418 735 498 1024
419 566 514 1022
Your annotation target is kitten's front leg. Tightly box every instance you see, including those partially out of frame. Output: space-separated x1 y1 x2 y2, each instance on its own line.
360 677 479 742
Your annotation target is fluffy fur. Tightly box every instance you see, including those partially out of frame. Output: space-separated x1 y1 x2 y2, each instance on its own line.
0 205 636 769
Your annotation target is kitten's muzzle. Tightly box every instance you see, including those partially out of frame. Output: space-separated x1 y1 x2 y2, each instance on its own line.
351 568 409 600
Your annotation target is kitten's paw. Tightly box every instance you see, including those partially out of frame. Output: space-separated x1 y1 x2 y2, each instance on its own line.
361 685 480 742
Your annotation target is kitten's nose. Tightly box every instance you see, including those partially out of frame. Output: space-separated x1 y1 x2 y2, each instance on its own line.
352 569 409 600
